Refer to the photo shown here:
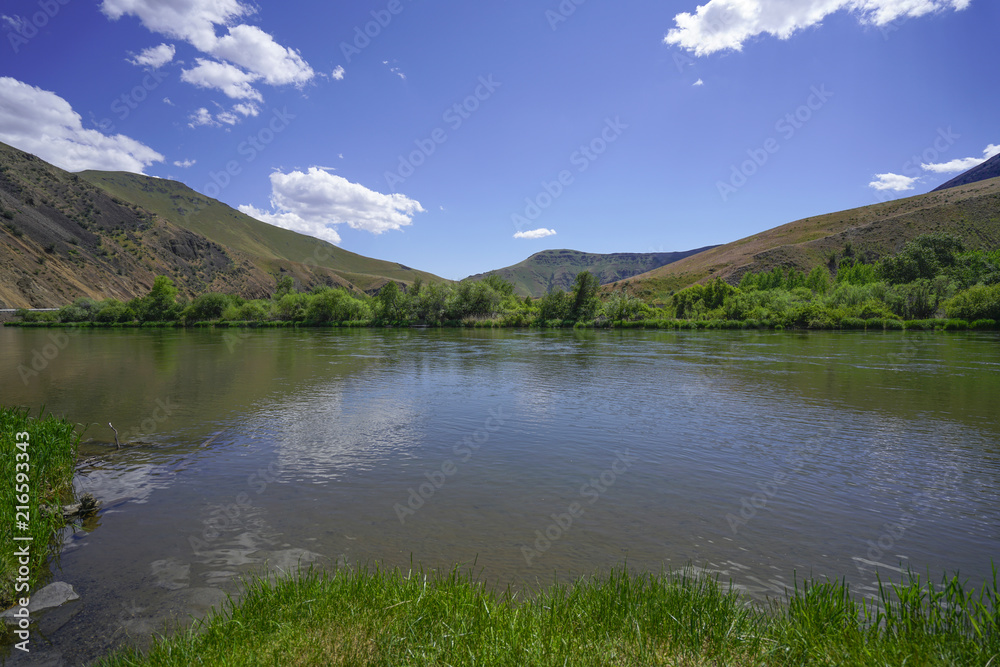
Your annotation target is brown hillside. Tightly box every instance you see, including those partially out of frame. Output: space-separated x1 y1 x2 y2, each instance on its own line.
622 177 1000 302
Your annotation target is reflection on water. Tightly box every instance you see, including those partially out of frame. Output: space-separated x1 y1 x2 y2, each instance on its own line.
1 327 999 664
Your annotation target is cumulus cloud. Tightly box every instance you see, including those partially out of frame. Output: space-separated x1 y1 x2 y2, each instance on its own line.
173 159 196 168
922 143 1000 173
129 43 176 68
239 167 425 244
0 77 163 173
665 0 971 55
102 0 314 98
181 58 263 100
232 102 259 117
693 78 705 86
331 66 345 81
514 228 557 240
869 173 919 191
187 107 215 127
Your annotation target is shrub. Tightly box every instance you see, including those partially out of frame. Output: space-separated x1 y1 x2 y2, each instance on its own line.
945 284 1000 321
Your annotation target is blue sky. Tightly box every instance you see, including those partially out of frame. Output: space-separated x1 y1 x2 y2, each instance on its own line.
0 0 996 280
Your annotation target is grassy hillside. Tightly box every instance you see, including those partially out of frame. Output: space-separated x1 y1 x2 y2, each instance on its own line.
467 247 715 297
0 142 288 308
625 177 1000 303
78 171 445 293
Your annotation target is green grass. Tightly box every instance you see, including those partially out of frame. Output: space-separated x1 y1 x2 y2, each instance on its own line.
95 564 999 666
0 406 81 607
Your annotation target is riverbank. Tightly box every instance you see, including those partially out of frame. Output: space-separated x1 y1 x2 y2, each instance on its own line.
95 564 998 666
0 407 79 608
5 316 999 331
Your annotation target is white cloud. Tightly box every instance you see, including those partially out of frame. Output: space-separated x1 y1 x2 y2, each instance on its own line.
232 102 259 117
129 43 176 68
2 15 28 32
163 96 175 105
665 0 971 55
212 24 313 86
331 66 345 81
173 159 196 168
101 0 314 98
693 78 705 86
869 173 919 191
187 107 216 127
0 77 163 173
239 205 342 245
101 0 247 52
514 228 557 240
188 102 258 128
239 167 425 243
921 143 1000 173
181 58 262 100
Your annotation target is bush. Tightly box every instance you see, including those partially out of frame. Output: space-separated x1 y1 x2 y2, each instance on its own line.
970 319 998 330
183 293 235 321
945 284 1000 321
95 300 135 324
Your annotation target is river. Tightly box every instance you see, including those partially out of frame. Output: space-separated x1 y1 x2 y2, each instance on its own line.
1 327 998 664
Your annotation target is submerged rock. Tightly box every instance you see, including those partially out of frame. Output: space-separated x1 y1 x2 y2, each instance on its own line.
1 582 80 622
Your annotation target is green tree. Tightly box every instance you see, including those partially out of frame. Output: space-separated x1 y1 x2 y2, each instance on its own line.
272 276 295 300
135 275 181 322
569 271 601 321
376 281 402 323
537 289 570 322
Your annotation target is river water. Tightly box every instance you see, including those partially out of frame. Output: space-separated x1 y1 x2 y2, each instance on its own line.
1 327 999 664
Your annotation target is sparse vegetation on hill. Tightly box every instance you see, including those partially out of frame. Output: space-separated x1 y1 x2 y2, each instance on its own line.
624 177 1000 303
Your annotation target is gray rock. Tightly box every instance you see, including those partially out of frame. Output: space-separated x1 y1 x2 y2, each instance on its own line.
1 582 80 623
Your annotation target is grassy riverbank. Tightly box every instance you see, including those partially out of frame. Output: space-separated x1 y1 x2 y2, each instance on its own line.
0 407 80 607
97 564 999 666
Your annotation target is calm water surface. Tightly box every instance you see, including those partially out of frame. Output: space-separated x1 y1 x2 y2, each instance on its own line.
1 327 999 664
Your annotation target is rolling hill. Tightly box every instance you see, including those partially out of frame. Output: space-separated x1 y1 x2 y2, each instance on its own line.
624 176 1000 303
78 171 442 293
466 247 716 297
0 141 444 308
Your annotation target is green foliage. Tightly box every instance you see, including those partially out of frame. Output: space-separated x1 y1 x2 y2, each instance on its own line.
945 283 1000 321
95 299 135 324
602 290 648 322
1 407 80 607
131 275 182 322
568 271 601 321
836 259 878 286
537 289 570 322
183 292 235 322
272 276 295 300
57 297 101 323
